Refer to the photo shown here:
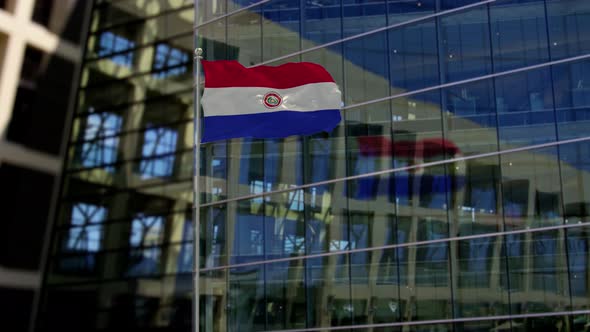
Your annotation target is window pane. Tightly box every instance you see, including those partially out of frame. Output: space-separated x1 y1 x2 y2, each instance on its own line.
560 141 590 224
262 0 300 62
547 0 590 60
439 6 492 82
343 0 387 37
495 68 556 149
504 230 570 315
227 8 262 66
344 31 390 105
552 59 590 140
501 147 563 230
443 79 498 157
302 0 342 46
490 0 549 72
390 20 440 93
454 234 510 319
388 0 435 25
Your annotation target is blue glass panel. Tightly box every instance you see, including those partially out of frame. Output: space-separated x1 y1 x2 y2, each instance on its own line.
407 230 452 321
236 139 264 191
262 0 300 61
345 31 389 104
343 0 387 37
203 142 228 203
495 68 556 149
390 20 439 92
302 0 342 44
265 191 306 258
547 0 590 60
439 6 492 82
201 205 227 268
452 156 503 236
567 227 590 310
505 231 569 315
442 79 498 155
307 254 353 327
490 0 549 72
231 203 265 264
227 7 262 65
440 0 486 10
127 214 164 277
388 0 435 25
454 233 509 319
552 59 590 140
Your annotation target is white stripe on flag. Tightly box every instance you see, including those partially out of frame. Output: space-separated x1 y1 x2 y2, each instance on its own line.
201 82 342 117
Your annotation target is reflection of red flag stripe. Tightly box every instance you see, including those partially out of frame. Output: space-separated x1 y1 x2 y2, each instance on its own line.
357 136 461 158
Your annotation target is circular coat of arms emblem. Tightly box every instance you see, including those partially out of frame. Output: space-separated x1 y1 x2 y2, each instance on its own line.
263 92 282 109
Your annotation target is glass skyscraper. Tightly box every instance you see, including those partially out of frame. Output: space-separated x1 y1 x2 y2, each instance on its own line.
37 0 590 331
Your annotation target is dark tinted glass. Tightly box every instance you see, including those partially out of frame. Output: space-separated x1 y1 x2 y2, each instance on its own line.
41 0 590 331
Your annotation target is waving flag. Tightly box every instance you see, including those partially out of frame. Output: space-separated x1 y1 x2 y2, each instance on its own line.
200 60 342 143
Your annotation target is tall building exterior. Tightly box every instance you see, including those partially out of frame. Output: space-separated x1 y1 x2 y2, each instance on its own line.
37 0 590 332
0 1 91 331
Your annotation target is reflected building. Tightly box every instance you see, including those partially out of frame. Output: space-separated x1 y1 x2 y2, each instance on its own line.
37 0 590 332
0 1 91 331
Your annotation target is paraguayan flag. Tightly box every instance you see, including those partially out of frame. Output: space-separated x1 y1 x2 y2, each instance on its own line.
200 60 342 143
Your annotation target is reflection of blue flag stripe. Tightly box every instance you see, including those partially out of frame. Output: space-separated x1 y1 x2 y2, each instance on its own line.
353 175 466 200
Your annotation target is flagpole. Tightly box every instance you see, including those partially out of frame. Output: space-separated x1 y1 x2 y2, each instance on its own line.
193 44 203 332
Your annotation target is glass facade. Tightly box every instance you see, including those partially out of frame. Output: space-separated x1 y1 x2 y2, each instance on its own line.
37 0 590 331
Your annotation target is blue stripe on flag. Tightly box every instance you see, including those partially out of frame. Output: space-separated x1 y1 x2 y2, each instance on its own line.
201 110 341 142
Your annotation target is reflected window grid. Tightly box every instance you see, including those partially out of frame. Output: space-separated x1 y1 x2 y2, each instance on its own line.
139 126 178 178
97 31 135 66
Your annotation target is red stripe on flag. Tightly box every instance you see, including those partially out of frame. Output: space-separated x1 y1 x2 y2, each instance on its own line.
202 60 336 89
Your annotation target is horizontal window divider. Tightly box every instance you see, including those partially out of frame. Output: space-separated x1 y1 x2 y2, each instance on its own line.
92 3 193 35
70 117 193 146
50 239 194 259
200 220 590 272
78 300 189 317
198 136 590 209
263 309 590 332
77 87 193 116
45 270 193 288
343 53 590 111
195 0 496 67
67 146 192 174
195 0 494 34
82 61 193 90
84 31 192 63
194 0 273 29
61 176 193 203
53 206 192 231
